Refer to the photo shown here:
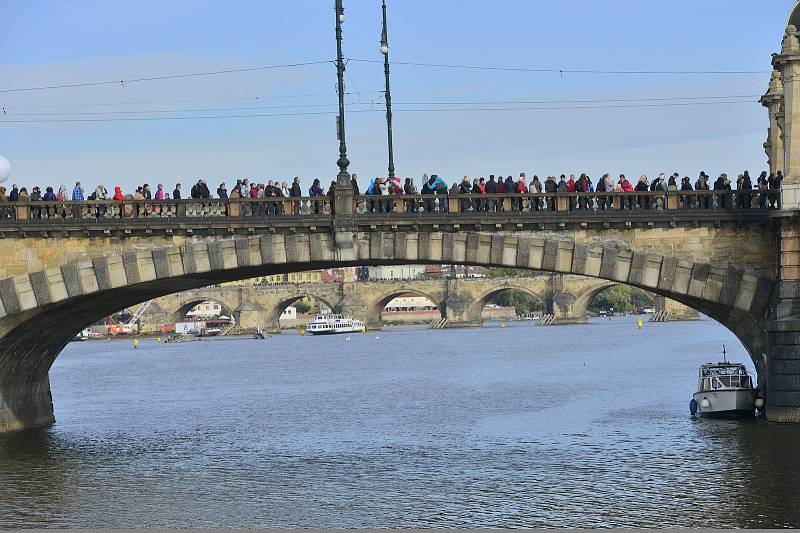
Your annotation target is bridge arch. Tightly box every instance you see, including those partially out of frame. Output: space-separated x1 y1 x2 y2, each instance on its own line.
266 292 339 331
465 284 548 324
367 288 443 328
0 230 775 431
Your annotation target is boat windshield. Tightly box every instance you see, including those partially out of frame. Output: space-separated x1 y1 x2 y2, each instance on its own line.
699 365 752 391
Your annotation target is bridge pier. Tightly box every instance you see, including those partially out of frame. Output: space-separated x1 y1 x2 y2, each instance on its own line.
765 218 800 422
0 375 54 433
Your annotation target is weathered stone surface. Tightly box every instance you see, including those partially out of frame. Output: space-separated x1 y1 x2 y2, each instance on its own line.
627 253 647 285
29 270 52 305
151 249 171 279
122 252 141 285
0 278 21 315
235 239 252 267
658 256 678 291
571 244 588 276
599 247 618 280
541 240 559 271
490 235 504 265
89 257 112 292
60 263 82 298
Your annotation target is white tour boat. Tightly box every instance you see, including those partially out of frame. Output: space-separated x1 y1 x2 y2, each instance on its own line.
307 314 365 335
690 347 763 418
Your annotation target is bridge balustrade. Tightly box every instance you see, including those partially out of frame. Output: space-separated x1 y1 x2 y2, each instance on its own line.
0 197 333 223
354 190 776 216
0 190 776 224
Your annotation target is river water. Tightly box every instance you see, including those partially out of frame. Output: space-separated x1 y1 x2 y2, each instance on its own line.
1 316 799 528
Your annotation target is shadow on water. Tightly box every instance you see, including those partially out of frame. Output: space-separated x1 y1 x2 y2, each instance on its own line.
690 417 800 528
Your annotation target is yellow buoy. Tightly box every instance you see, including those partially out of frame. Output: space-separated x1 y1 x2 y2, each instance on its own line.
500 323 508 328
133 339 139 349
299 327 305 336
637 318 643 330
156 337 161 343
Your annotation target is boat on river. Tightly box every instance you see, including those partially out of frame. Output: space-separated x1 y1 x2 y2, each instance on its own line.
307 314 365 335
690 347 763 418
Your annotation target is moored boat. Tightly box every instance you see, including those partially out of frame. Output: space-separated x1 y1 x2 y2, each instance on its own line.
690 347 763 418
307 314 365 335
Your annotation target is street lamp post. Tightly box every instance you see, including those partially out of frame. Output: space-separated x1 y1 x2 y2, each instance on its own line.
333 0 353 215
335 0 351 187
380 0 395 181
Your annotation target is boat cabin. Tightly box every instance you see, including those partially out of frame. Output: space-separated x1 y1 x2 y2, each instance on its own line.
697 363 753 392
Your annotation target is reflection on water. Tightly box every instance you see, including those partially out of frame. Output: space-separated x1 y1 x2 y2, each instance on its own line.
1 316 799 528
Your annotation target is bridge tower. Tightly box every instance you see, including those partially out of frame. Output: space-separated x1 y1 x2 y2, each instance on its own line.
763 4 800 422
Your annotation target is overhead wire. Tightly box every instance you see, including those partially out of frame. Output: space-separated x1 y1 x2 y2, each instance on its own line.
1 91 384 110
0 98 758 124
0 93 760 117
346 58 770 75
0 57 769 95
0 60 333 93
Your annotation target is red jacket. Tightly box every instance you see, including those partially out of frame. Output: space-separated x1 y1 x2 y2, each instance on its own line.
621 179 634 192
567 178 575 192
516 181 529 193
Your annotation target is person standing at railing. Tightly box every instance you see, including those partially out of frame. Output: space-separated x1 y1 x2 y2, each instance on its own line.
113 186 124 201
155 184 165 201
757 171 769 209
57 185 67 201
575 174 588 210
695 172 710 209
309 178 324 214
43 186 56 202
596 174 609 210
173 183 182 200
72 182 84 201
421 175 437 213
351 173 360 195
470 178 481 212
279 181 290 215
769 170 783 209
0 187 8 219
680 177 694 208
141 184 152 200
433 175 448 213
542 176 555 211
634 176 649 209
530 175 542 211
713 173 731 208
737 172 752 209
514 174 528 212
458 177 471 212
217 183 228 199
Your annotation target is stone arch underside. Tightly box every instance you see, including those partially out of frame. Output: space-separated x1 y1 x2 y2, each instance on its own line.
368 288 445 325
0 231 775 432
267 292 339 326
466 284 549 323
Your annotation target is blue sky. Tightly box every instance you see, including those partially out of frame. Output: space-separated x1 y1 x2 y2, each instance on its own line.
0 0 796 192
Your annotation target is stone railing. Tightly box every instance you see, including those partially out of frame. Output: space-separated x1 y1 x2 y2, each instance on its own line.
0 197 333 223
0 190 777 225
353 190 779 215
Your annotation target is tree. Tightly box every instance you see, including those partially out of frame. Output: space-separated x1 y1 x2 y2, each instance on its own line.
589 285 654 313
486 289 545 316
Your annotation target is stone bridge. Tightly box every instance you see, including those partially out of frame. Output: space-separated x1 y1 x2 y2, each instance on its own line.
3 4 800 431
136 274 617 333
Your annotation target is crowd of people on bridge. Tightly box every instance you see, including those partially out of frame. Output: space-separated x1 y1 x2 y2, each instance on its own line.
0 169 785 219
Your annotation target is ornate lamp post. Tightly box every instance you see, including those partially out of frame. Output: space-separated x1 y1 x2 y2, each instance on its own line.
333 0 353 214
380 0 395 181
